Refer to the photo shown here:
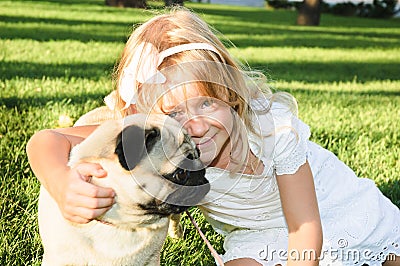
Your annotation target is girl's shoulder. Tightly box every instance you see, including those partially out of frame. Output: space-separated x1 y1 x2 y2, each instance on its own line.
250 98 311 176
250 98 310 137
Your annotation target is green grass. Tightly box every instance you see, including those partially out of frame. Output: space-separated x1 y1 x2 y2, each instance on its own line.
1 0 399 265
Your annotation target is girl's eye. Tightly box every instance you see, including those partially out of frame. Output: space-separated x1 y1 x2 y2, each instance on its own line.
201 99 214 109
168 112 177 118
167 110 183 119
167 112 176 118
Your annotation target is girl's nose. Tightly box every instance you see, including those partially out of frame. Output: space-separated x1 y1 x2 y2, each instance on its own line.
184 116 210 137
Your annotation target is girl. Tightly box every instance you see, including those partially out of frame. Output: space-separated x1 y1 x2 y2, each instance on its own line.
27 8 400 266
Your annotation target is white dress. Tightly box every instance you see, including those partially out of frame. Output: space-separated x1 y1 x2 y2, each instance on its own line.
198 101 400 266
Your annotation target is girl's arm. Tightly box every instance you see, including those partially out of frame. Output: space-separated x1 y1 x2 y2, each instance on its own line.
276 161 323 266
26 126 115 224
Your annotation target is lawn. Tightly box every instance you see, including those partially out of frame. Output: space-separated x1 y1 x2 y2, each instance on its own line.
1 0 399 265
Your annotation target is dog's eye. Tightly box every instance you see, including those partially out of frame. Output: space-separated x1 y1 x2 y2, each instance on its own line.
173 169 189 184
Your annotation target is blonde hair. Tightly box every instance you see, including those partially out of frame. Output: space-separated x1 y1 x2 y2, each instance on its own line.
112 8 296 119
110 7 298 172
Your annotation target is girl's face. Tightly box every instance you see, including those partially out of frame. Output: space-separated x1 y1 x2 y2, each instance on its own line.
160 84 234 167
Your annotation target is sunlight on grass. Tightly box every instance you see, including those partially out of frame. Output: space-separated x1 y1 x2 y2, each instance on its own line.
234 47 400 63
231 46 400 82
0 40 123 63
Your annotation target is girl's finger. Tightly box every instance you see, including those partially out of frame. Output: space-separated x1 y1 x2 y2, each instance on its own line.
73 206 113 221
73 180 115 199
72 193 116 209
75 163 107 179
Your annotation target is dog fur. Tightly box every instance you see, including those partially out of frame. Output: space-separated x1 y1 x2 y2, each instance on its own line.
74 105 184 239
38 113 209 265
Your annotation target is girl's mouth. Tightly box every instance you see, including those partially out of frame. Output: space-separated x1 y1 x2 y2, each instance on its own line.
196 134 216 147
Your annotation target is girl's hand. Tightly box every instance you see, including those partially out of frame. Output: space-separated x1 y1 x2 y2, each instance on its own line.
53 162 116 224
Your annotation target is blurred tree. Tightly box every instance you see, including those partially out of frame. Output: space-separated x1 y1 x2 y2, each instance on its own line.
296 0 321 26
165 0 184 6
365 0 398 18
267 0 295 9
105 0 146 8
320 0 398 18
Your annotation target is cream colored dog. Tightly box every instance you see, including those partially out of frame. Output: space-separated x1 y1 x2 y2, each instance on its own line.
38 113 209 266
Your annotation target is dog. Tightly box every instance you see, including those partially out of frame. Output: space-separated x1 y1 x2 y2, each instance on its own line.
72 105 186 239
38 113 210 265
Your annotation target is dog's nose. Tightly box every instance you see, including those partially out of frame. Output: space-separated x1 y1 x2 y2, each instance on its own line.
178 155 204 173
184 148 200 161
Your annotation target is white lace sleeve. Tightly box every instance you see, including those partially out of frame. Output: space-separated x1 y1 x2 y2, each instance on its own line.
270 103 311 175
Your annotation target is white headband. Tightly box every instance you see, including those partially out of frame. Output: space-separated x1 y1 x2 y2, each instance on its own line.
118 42 223 109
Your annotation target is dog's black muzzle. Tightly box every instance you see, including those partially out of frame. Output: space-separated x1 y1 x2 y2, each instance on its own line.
140 156 210 216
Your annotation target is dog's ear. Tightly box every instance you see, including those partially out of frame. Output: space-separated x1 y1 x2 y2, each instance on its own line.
115 125 160 171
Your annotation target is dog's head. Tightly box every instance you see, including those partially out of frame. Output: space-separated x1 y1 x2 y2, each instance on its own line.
68 114 210 228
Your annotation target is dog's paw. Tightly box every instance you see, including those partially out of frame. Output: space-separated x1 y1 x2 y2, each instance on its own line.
167 214 183 239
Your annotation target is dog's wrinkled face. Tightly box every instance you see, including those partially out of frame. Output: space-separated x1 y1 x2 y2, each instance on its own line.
68 114 210 228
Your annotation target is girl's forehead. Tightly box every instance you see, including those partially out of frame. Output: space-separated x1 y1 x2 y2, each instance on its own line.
161 83 206 109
